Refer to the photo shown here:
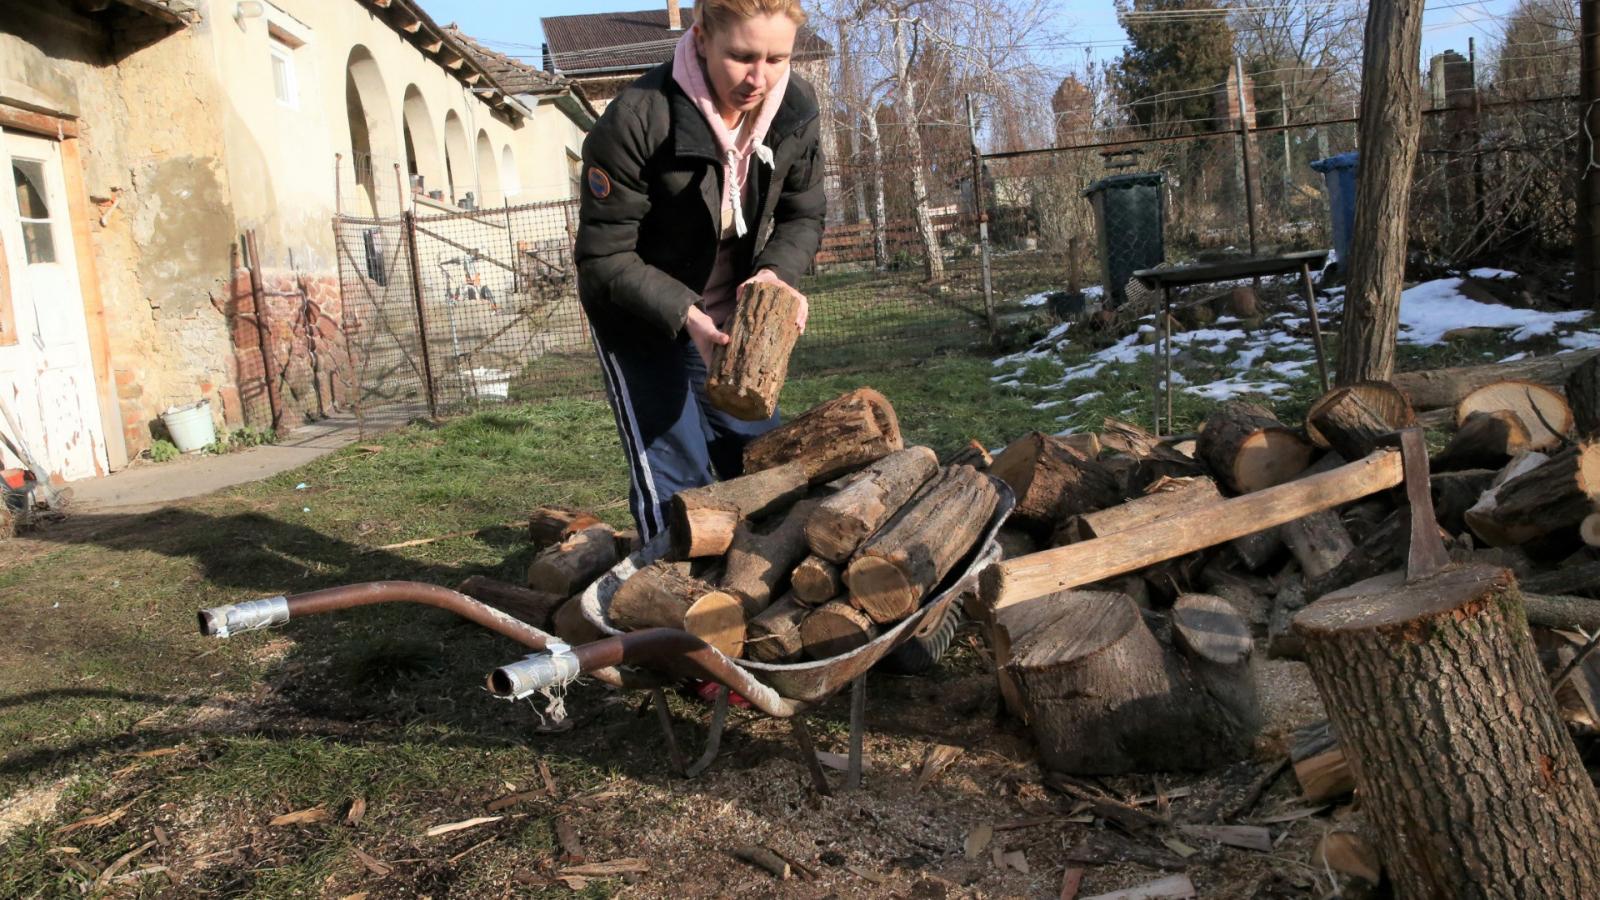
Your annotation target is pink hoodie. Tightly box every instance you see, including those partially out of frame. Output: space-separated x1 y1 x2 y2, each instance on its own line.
672 26 790 327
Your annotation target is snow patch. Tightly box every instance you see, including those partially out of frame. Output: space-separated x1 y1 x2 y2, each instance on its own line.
1398 278 1588 345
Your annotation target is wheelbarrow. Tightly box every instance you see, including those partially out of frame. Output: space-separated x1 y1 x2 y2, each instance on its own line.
196 478 1014 792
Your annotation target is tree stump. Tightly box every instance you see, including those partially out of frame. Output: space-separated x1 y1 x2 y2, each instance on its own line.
526 525 619 596
989 432 1117 535
1305 381 1416 460
1294 565 1600 897
846 465 1000 624
1455 380 1574 451
1465 443 1600 547
742 387 902 483
1170 593 1260 737
721 500 818 617
706 280 804 421
791 555 842 606
800 601 877 659
805 446 938 562
608 561 746 657
1566 355 1600 439
746 594 809 663
1197 401 1314 494
1432 410 1531 473
670 461 809 558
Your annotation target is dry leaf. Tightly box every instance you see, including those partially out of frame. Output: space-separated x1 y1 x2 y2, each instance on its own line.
352 847 392 877
345 797 367 827
555 816 583 860
425 815 502 837
358 445 384 453
559 858 648 877
557 875 589 890
963 823 993 860
269 806 330 827
341 893 371 900
914 744 964 792
1001 850 1029 875
1177 824 1273 852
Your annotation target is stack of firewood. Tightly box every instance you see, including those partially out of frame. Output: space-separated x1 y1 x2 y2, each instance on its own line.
458 388 1003 664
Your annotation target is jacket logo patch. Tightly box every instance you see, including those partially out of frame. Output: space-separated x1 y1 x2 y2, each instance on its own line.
587 166 612 199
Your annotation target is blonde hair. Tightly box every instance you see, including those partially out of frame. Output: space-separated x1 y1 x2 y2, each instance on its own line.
695 0 806 35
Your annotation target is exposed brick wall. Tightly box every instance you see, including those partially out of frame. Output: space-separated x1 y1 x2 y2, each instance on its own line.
223 266 351 431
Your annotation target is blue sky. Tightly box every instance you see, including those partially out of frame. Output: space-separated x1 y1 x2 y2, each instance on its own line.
423 1 1522 69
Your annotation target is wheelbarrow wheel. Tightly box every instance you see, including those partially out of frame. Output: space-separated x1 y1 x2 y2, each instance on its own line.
875 601 966 675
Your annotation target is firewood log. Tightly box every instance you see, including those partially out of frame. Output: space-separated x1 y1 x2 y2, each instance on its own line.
1465 444 1600 547
458 576 564 629
1455 379 1574 451
1197 401 1313 494
1583 513 1600 547
1566 356 1600 439
846 465 1001 624
742 388 902 482
745 594 809 663
1305 509 1449 601
1432 409 1531 472
790 555 842 606
1228 527 1284 572
1289 720 1352 803
528 506 603 550
1431 468 1496 535
608 561 746 657
670 461 809 558
943 438 993 469
551 594 604 646
1522 558 1600 599
1266 580 1309 659
526 524 619 596
706 280 804 421
1305 381 1416 460
804 446 938 562
1171 593 1260 734
721 500 818 617
1281 510 1354 582
1056 476 1221 544
989 432 1116 535
1392 349 1598 410
799 601 877 659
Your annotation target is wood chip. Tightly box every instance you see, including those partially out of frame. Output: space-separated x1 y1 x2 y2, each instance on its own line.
847 865 889 883
995 816 1062 831
539 759 558 796
1252 805 1330 824
269 806 330 827
914 744 964 791
1177 824 1273 852
55 803 131 836
1060 867 1086 900
559 858 649 877
964 823 994 860
351 847 392 877
424 815 502 837
1000 849 1029 874
485 790 543 813
344 797 367 827
92 840 155 891
1161 837 1199 859
110 865 167 885
152 826 169 847
571 789 625 808
731 845 791 880
557 875 589 890
1081 874 1197 900
555 816 583 860
815 750 870 773
129 747 183 759
1129 787 1193 806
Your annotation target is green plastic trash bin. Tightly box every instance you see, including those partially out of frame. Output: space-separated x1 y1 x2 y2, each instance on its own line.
1084 172 1166 307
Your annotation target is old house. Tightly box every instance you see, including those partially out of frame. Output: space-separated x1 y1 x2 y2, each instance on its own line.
0 0 593 485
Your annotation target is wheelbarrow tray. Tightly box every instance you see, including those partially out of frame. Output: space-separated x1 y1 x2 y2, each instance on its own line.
581 475 1015 706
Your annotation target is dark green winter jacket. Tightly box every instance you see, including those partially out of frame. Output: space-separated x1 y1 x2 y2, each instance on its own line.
574 60 826 339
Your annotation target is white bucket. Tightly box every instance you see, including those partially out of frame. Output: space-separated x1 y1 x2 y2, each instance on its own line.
161 399 217 453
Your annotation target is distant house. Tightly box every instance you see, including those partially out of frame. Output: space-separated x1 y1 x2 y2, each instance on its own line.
1 0 594 483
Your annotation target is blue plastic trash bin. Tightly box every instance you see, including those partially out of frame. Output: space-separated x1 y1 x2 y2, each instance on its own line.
1310 152 1358 270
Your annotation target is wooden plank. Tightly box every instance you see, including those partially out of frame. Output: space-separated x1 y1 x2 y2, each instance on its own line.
985 450 1406 612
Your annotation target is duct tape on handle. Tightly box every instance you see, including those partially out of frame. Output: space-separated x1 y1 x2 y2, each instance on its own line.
199 596 290 638
492 642 582 701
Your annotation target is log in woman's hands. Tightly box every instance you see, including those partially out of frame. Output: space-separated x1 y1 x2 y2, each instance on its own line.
742 268 809 334
685 305 730 368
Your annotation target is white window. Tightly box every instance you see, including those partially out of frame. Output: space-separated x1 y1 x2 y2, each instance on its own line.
270 37 298 108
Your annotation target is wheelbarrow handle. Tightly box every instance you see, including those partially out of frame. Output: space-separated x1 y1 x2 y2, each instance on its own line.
491 644 583 699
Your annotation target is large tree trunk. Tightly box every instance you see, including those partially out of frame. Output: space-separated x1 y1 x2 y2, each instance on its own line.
721 500 818 617
989 432 1118 535
846 465 1000 624
608 561 746 657
1293 565 1600 898
1393 349 1600 410
670 461 809 558
1197 401 1314 494
891 15 944 283
706 281 805 422
1336 0 1426 384
805 446 938 562
742 388 902 483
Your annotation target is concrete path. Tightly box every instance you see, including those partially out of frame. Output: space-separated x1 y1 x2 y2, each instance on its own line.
64 404 427 513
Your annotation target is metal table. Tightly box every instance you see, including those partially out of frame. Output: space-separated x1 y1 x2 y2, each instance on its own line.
1133 250 1331 434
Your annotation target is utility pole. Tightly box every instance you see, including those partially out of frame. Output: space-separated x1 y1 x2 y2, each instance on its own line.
1579 0 1600 309
1235 57 1260 255
966 94 996 337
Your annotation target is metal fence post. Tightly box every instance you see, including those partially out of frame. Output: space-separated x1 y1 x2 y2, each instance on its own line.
966 94 996 338
402 210 440 419
1235 57 1261 256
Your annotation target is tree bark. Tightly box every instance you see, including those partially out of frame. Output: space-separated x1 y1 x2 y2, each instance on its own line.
847 465 1000 624
1455 380 1574 451
457 576 565 629
670 461 809 558
1566 355 1600 438
706 281 804 422
1305 381 1416 460
989 431 1117 535
891 14 944 283
790 555 842 606
1293 565 1600 898
746 594 809 663
1392 349 1600 410
1197 401 1314 494
1432 409 1531 472
526 524 619 596
608 561 746 657
742 388 903 483
1522 559 1600 599
721 500 818 617
1281 509 1355 581
800 600 877 659
1465 444 1600 547
528 506 603 550
1335 0 1425 384
1056 476 1222 544
805 445 937 562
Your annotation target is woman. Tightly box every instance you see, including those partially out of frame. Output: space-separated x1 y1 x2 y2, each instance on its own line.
575 0 824 542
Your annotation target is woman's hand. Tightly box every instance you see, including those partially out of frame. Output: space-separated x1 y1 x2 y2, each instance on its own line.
685 305 730 368
742 268 809 333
